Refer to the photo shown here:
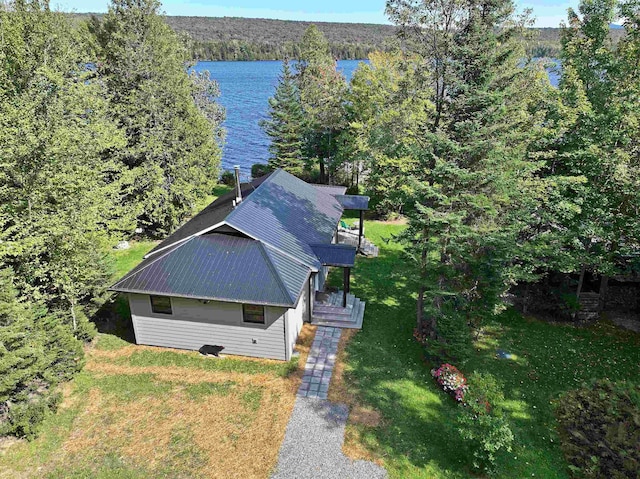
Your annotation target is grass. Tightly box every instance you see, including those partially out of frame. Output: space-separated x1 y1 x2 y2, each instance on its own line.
0 334 304 479
329 220 640 479
111 241 158 278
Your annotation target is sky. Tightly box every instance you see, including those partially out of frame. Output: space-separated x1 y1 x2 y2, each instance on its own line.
55 0 580 28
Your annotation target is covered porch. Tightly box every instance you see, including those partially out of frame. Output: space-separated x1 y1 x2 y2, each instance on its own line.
334 194 379 257
309 243 366 329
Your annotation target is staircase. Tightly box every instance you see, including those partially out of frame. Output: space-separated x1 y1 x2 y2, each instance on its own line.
312 291 366 329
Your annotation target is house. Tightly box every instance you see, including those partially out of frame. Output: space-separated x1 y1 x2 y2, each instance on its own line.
110 168 370 360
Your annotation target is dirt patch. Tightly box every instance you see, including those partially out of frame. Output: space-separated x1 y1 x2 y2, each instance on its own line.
380 216 407 225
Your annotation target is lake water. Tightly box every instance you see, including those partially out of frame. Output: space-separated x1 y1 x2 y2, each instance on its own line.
192 60 363 177
193 59 560 177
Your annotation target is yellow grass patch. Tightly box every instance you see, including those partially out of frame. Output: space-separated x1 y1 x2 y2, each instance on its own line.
84 361 281 387
0 328 322 478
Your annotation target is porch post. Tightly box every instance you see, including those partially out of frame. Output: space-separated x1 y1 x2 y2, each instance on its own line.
343 267 351 307
358 209 364 251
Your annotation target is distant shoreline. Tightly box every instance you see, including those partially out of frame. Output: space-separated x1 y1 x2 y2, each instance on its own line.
68 14 624 61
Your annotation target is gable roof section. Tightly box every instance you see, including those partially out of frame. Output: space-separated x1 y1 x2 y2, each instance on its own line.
111 234 310 307
225 169 344 270
145 174 270 258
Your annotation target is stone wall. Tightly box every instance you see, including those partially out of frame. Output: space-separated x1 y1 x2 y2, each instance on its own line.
604 284 639 311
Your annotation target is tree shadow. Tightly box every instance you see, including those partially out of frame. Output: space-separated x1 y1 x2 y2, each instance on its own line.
92 294 136 344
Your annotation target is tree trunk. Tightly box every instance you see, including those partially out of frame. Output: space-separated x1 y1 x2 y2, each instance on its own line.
576 265 586 299
70 301 77 331
319 158 326 184
417 284 425 331
523 283 530 314
598 275 609 312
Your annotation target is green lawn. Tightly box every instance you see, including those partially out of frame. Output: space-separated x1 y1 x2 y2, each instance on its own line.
335 220 640 479
112 241 158 278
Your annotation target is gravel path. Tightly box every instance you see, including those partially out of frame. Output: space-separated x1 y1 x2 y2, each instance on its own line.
272 326 387 479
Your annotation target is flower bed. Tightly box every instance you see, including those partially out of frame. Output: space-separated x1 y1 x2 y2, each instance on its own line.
431 363 468 401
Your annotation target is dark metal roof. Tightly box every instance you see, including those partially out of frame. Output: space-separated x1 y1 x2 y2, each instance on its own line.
112 169 356 305
335 194 370 211
145 174 271 257
310 244 357 267
313 184 347 196
111 234 310 307
226 169 344 270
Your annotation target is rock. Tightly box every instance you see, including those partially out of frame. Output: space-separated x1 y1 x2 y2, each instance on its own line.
115 240 130 250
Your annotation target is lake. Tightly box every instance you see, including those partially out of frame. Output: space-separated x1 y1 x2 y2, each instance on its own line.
192 59 560 177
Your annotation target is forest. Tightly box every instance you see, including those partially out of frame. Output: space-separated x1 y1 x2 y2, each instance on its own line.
71 14 626 60
0 0 224 438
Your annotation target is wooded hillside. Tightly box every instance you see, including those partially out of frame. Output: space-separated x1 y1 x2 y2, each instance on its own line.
71 14 625 60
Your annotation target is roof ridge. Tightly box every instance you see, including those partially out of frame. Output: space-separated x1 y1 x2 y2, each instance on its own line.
111 237 195 288
258 242 297 304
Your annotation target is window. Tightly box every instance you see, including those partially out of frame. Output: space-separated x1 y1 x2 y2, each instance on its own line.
243 304 265 324
150 295 172 315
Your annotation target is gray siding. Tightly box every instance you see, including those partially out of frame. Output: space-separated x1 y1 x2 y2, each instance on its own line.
285 281 308 359
129 294 288 360
314 267 330 292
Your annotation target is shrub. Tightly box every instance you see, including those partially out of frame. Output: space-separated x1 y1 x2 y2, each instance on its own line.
555 379 640 478
431 363 468 401
0 391 61 440
220 170 235 186
251 163 272 179
457 372 514 474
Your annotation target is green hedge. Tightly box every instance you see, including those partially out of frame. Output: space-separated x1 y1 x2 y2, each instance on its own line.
556 379 640 478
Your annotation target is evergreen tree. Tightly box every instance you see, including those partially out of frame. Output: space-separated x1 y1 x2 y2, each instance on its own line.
0 269 83 438
296 25 347 183
260 58 305 176
385 0 556 361
90 0 224 234
0 0 122 322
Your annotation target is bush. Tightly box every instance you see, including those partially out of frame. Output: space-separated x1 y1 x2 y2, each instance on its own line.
220 170 235 186
0 391 61 440
431 363 468 401
457 372 514 474
72 308 97 343
251 163 272 179
555 379 640 478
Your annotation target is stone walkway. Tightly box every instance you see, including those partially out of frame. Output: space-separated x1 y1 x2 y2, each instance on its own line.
298 326 341 399
271 326 387 479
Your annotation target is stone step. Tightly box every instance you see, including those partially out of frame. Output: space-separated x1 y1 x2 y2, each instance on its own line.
312 305 353 317
313 300 365 329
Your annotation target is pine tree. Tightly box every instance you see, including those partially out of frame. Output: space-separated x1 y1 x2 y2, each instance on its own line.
385 0 556 361
0 269 83 438
90 0 224 234
296 25 347 183
0 0 123 321
260 58 305 176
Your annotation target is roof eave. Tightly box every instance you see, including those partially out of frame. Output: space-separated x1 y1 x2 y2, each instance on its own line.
108 287 296 308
